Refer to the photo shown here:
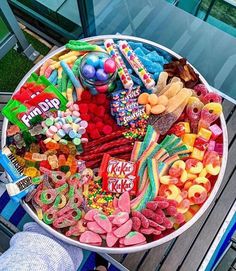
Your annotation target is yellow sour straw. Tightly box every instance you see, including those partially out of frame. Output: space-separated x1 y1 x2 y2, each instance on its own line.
50 55 77 70
59 51 83 60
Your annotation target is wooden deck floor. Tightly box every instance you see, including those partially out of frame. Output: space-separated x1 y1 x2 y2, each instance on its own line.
0 92 235 270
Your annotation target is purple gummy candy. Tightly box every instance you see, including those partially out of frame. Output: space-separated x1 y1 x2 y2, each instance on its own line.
82 64 96 79
96 68 109 81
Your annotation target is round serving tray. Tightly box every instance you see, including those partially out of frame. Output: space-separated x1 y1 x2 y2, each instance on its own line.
1 35 228 254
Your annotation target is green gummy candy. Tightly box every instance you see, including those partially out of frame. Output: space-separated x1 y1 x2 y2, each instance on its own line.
60 165 70 173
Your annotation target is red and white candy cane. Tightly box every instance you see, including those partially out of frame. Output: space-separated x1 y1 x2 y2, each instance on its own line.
104 39 133 89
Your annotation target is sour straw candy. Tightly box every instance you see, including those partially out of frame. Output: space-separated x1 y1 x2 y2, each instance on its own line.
104 39 134 89
60 60 84 101
118 40 155 90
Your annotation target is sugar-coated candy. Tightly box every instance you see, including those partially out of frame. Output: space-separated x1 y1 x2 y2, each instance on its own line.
193 84 208 101
203 92 222 104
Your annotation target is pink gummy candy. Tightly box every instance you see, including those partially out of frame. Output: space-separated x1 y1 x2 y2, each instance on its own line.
118 191 130 213
131 217 141 231
203 92 222 104
208 140 216 151
84 209 100 221
112 212 129 226
193 84 208 101
209 124 222 139
140 227 155 235
113 219 132 238
94 214 112 233
87 221 107 234
80 230 102 244
124 231 146 246
106 232 119 247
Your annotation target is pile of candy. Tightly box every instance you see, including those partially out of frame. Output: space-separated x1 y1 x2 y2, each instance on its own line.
0 38 225 249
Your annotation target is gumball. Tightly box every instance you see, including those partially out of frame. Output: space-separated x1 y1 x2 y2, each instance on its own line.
86 54 100 68
96 69 109 81
104 58 116 73
99 57 107 68
96 84 108 93
82 64 96 79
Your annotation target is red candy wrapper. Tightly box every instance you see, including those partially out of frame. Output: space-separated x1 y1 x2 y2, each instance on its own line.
99 154 139 195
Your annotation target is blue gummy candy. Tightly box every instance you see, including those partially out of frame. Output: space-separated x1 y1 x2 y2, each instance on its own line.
147 63 163 73
153 72 161 80
141 47 151 54
128 42 143 50
134 47 145 57
138 55 153 68
146 51 165 63
128 68 133 74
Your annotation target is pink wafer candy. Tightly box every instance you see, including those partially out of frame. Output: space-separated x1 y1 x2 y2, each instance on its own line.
113 219 132 238
118 191 130 213
209 124 222 139
94 214 112 233
80 231 102 244
124 231 146 246
112 212 129 226
106 232 119 247
84 209 100 221
87 221 107 234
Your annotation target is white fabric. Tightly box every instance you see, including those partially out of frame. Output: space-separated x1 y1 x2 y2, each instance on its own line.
0 222 83 271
